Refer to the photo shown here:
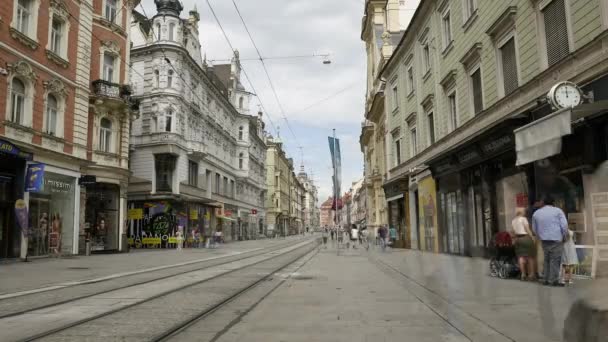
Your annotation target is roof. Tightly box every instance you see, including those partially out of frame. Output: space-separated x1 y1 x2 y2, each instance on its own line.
132 10 152 35
212 64 232 90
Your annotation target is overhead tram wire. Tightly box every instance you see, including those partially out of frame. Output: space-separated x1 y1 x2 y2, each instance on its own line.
204 0 280 139
229 0 302 149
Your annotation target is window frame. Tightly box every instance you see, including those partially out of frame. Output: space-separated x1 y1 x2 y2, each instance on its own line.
239 152 244 169
102 52 117 83
426 110 436 146
99 117 113 153
446 88 458 133
462 0 477 23
154 154 176 193
537 0 574 70
12 0 40 41
468 62 484 116
496 31 520 98
406 64 415 96
188 160 199 187
422 41 431 75
45 94 58 136
103 0 118 24
391 83 399 113
167 69 173 88
410 127 417 157
441 7 453 52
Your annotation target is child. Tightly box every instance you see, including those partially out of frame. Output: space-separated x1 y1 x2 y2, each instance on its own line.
561 228 578 285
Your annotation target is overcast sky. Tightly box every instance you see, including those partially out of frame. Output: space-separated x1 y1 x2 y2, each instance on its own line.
141 0 367 202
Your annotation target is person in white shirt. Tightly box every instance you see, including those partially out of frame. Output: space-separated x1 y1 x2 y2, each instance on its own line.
511 208 536 281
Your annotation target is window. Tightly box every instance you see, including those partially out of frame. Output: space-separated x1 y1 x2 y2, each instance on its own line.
447 92 458 132
167 70 173 88
215 173 221 193
103 52 115 82
407 66 414 94
230 180 235 198
165 110 173 132
441 9 452 50
50 18 63 55
10 78 25 124
156 23 161 41
168 23 175 41
155 154 176 192
463 0 477 21
238 126 244 140
470 67 483 114
427 112 435 145
500 37 519 95
239 152 244 169
99 118 112 152
239 97 244 109
395 139 402 165
391 85 399 111
423 43 431 73
223 177 228 196
410 128 417 156
105 0 117 23
542 0 570 66
46 95 58 136
16 0 30 34
154 70 159 88
188 160 198 186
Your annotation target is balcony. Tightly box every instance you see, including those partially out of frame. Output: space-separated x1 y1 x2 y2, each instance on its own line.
91 79 139 112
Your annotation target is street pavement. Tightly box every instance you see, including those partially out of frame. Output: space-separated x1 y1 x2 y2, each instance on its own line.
0 236 304 295
215 242 584 342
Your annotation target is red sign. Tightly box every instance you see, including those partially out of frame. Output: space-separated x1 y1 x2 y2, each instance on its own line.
251 209 257 215
224 210 233 217
516 193 528 207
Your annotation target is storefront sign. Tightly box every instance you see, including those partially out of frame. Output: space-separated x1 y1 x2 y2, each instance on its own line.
189 209 198 220
25 163 45 193
45 178 72 194
458 148 481 165
481 135 513 155
251 209 257 215
0 139 33 160
78 175 97 185
14 199 29 236
516 193 528 207
128 208 143 220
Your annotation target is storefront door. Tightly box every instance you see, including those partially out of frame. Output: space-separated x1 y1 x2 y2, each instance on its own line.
85 183 119 251
441 191 466 255
28 195 51 257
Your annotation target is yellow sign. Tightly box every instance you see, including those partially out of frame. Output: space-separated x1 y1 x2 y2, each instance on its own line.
128 208 143 220
142 237 161 245
168 237 177 244
190 209 198 220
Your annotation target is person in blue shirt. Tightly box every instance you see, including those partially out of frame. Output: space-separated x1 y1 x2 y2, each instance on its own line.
532 195 568 287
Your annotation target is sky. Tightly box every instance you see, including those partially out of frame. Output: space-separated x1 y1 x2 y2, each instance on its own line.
140 0 367 202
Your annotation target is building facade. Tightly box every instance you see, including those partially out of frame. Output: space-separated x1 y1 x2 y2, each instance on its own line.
297 166 320 230
378 0 608 277
127 0 264 247
0 0 138 259
265 136 291 236
319 196 335 228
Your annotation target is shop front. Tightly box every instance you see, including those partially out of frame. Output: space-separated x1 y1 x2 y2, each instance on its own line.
217 204 237 242
383 178 409 248
408 169 438 252
84 183 120 252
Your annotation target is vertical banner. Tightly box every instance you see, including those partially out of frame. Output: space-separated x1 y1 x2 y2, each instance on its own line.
25 163 45 193
328 136 342 198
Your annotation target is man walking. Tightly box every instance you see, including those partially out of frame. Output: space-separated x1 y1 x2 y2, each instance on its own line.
378 225 388 252
532 196 568 287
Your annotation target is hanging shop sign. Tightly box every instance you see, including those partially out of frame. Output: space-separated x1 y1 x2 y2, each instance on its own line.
0 139 33 160
25 163 45 193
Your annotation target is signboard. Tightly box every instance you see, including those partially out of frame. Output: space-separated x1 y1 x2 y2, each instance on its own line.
189 209 198 220
25 163 45 192
128 208 143 220
516 193 528 207
251 209 257 215
78 175 97 186
0 139 33 160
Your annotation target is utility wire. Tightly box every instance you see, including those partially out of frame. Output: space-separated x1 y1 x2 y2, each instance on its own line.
229 0 301 148
205 0 280 139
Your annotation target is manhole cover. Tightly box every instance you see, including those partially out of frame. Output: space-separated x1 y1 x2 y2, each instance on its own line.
67 267 90 270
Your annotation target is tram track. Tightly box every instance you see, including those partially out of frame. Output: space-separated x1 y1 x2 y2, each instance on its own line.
0 238 303 319
1 238 319 342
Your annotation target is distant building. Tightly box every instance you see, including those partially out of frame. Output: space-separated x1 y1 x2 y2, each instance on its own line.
320 197 335 228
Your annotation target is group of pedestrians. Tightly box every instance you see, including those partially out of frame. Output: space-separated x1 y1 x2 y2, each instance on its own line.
511 195 578 286
321 224 398 252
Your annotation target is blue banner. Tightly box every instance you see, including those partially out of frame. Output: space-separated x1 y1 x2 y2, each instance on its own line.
328 136 342 200
0 139 33 160
25 163 45 193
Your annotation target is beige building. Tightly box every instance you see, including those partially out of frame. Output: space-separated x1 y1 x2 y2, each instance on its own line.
379 0 608 276
360 0 420 236
264 135 291 236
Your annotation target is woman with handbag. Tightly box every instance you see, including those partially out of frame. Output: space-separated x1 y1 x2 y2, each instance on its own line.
511 208 537 281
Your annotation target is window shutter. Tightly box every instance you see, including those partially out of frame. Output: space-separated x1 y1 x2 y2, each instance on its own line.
501 38 518 95
543 0 570 66
471 69 483 114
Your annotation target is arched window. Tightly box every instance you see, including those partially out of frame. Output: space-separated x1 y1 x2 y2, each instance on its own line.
238 97 244 109
165 110 173 132
239 153 244 169
46 94 58 135
154 69 159 88
238 126 243 140
10 78 25 124
99 118 112 152
167 70 173 88
156 23 161 41
168 23 175 41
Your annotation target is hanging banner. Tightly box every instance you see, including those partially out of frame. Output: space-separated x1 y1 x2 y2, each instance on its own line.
25 163 45 193
14 199 29 236
328 136 342 200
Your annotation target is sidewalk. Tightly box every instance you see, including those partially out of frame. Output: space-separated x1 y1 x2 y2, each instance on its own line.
0 236 304 295
217 245 584 342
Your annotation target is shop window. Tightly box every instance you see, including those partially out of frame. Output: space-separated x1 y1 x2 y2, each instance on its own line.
99 118 113 152
155 154 176 192
188 160 198 186
45 94 58 136
541 0 570 67
10 78 25 125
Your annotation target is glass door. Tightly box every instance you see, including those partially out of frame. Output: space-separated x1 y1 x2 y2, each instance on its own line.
28 195 51 257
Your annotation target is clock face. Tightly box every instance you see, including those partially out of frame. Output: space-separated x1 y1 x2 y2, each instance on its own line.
553 83 582 109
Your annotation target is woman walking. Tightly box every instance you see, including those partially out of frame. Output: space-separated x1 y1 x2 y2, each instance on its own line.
511 208 536 281
561 228 579 285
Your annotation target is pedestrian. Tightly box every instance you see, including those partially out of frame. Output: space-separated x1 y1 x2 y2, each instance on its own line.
337 227 344 244
330 228 335 241
378 225 388 251
561 228 579 285
350 224 358 249
389 226 397 247
322 228 328 247
532 196 568 287
511 207 536 281
361 227 370 250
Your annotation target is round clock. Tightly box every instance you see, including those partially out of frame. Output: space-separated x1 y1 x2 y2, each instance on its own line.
547 81 583 109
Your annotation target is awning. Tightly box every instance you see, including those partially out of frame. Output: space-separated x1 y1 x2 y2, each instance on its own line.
217 216 236 222
514 101 608 166
514 108 571 166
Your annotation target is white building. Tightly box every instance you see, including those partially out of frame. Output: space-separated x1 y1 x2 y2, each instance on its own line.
126 0 265 245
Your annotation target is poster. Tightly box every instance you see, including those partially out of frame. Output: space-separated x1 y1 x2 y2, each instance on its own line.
25 163 45 193
14 199 29 236
128 208 143 220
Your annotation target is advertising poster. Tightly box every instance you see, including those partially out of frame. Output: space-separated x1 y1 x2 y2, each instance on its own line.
14 199 29 236
25 163 45 193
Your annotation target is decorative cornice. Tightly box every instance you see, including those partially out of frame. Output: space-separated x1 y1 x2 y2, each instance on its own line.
406 112 417 125
43 78 69 97
6 60 38 82
93 17 127 38
439 69 457 89
45 50 69 69
421 94 435 109
459 42 482 67
9 28 39 50
486 6 517 40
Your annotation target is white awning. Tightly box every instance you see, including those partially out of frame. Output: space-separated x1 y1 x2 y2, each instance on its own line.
514 108 572 166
